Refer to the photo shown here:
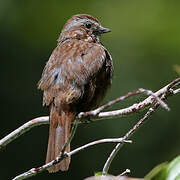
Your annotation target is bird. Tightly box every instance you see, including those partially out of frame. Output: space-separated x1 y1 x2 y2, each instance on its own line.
38 14 113 173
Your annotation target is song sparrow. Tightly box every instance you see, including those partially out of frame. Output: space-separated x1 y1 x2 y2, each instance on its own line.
38 14 113 173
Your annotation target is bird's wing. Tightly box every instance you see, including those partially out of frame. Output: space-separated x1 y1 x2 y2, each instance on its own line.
38 40 109 106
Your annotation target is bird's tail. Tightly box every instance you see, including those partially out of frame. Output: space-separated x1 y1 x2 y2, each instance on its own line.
46 105 75 172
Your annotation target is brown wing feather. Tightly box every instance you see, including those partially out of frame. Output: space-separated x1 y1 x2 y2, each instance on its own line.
38 39 107 107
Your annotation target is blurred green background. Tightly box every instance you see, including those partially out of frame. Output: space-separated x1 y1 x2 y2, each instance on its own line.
0 0 180 179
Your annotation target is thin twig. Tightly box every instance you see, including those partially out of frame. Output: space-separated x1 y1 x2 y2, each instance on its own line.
0 116 49 150
173 88 180 94
0 78 179 179
118 169 131 176
79 89 145 117
96 77 179 119
138 88 169 111
102 87 175 175
13 138 131 180
167 78 180 90
68 139 132 156
102 103 161 175
62 119 78 153
80 87 170 118
1 78 179 150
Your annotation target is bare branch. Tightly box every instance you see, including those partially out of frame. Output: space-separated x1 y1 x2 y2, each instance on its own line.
138 88 169 111
79 89 146 117
102 104 159 175
101 82 180 176
173 88 180 94
118 169 131 176
79 78 180 120
0 78 179 179
0 116 49 150
61 119 78 153
80 87 170 118
13 138 131 180
1 78 179 151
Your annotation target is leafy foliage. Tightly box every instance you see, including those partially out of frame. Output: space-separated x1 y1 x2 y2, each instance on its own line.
145 155 180 180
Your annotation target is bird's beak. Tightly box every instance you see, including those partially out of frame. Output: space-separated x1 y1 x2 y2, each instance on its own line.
95 26 111 34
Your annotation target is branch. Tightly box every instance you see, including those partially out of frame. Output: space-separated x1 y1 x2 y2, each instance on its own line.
78 78 180 119
101 78 180 175
0 116 49 150
13 138 132 180
0 78 179 179
102 104 158 175
1 78 179 150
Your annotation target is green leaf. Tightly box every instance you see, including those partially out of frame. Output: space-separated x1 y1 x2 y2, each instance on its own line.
145 162 168 180
145 155 180 180
94 172 103 176
166 155 180 180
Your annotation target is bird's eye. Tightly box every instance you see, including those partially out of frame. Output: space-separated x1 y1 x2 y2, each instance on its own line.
85 23 92 29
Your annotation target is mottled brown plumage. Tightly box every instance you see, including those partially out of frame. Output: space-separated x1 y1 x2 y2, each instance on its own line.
38 14 113 173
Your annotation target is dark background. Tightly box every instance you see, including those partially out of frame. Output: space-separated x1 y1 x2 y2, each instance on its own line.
0 0 180 179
